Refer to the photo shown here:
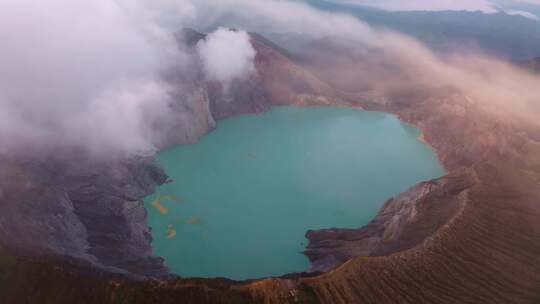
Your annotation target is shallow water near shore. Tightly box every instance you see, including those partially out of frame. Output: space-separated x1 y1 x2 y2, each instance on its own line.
145 106 444 280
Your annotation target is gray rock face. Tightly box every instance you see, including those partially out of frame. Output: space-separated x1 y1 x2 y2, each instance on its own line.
0 161 95 264
62 158 170 277
0 156 170 278
207 77 271 120
158 87 216 147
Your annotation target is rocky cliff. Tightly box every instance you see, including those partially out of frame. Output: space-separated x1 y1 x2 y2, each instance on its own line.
0 154 170 278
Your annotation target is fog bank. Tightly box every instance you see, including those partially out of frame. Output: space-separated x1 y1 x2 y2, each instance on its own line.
172 0 540 124
197 28 256 86
0 0 177 157
1 0 539 158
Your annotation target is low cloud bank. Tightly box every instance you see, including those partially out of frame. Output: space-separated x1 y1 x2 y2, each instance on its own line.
0 0 177 157
197 28 256 86
507 9 540 19
0 1 256 158
1 0 539 158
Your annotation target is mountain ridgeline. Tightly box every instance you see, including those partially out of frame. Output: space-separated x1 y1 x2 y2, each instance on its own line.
303 0 540 60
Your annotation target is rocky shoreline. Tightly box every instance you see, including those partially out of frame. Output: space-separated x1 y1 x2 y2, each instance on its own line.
303 169 475 272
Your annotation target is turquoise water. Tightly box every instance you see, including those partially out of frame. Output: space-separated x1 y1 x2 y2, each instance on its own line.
145 106 444 280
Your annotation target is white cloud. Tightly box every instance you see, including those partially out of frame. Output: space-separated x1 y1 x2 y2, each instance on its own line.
197 28 256 84
65 81 173 156
160 0 375 43
0 0 188 157
506 9 540 19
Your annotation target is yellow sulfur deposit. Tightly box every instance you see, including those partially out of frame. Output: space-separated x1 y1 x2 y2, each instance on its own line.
186 217 202 225
166 225 177 239
151 199 169 215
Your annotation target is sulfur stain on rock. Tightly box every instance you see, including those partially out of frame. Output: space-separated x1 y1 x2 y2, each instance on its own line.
166 225 177 239
186 217 202 225
417 132 426 143
151 199 169 215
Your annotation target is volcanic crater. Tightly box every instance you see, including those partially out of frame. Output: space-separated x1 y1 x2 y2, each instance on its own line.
1 29 539 304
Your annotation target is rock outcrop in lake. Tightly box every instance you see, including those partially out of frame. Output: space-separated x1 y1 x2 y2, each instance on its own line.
1 29 539 303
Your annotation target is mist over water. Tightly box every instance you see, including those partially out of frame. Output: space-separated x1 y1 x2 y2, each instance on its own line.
145 106 445 280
